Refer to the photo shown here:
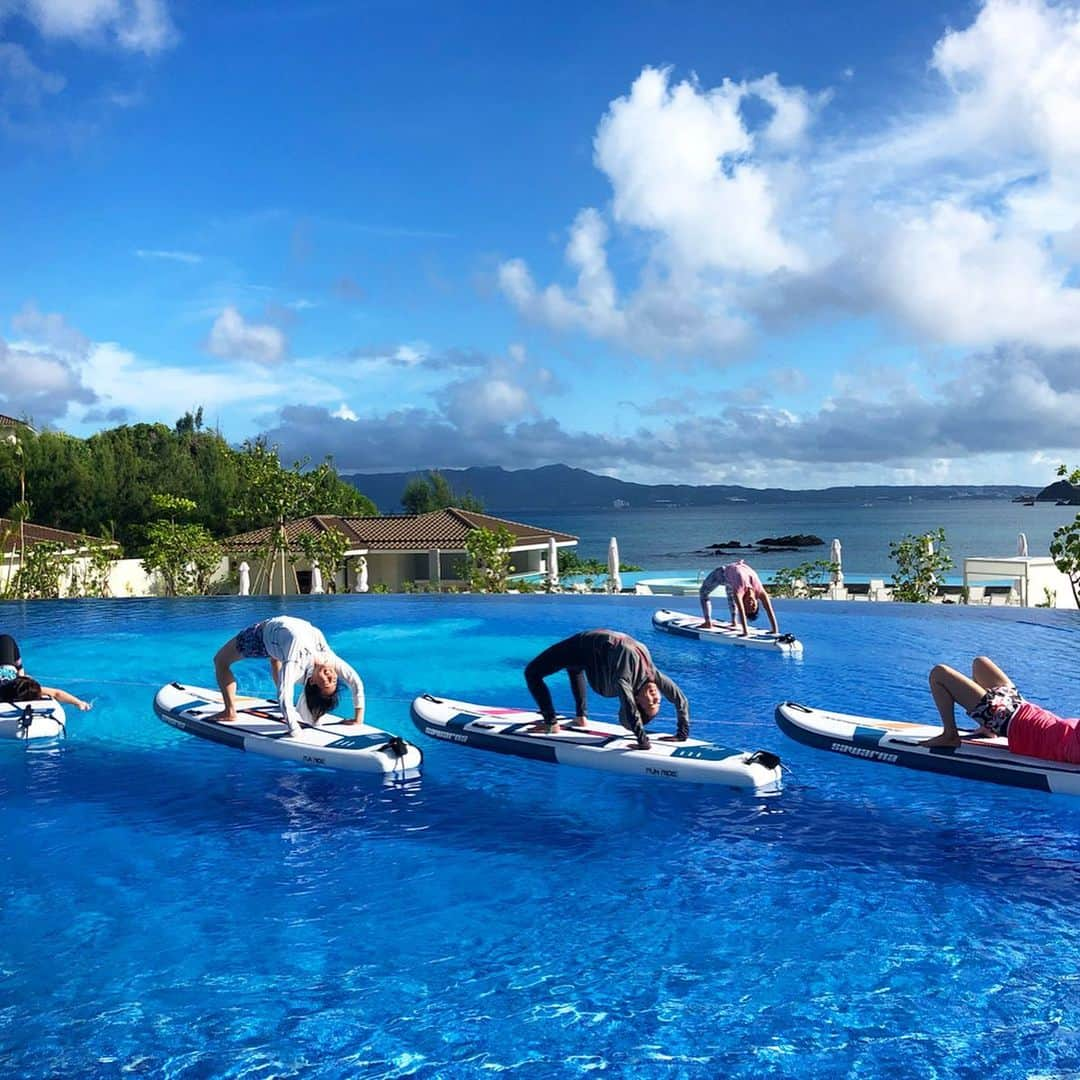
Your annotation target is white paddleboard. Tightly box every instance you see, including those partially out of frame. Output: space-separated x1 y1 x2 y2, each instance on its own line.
0 699 66 740
154 683 422 775
775 701 1080 796
410 694 782 790
652 608 803 654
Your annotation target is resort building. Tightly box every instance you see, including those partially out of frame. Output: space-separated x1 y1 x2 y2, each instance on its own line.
0 517 126 595
222 507 579 594
0 415 35 444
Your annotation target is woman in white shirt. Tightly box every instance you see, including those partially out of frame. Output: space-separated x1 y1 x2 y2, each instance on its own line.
212 616 364 735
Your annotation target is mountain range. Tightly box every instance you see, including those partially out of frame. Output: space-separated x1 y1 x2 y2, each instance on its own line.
343 464 1057 514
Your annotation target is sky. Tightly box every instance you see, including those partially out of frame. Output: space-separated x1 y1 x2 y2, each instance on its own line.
2 0 1080 488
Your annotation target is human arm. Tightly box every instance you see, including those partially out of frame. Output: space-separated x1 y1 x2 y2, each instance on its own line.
759 589 779 634
334 657 365 724
617 680 650 749
732 591 750 636
39 685 92 711
654 671 689 740
276 660 306 734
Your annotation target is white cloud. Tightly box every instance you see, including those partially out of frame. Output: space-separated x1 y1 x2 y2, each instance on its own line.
332 402 357 421
0 42 64 111
500 0 1080 361
205 306 287 366
16 0 177 53
0 337 96 420
134 248 202 264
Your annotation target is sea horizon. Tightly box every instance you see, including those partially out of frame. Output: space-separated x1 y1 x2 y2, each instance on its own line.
502 497 1080 580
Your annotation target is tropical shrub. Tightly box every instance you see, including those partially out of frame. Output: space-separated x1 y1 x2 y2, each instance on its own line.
888 528 953 603
1049 464 1080 607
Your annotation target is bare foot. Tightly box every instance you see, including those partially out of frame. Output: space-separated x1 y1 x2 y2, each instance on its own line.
567 718 587 728
529 721 559 733
208 710 239 723
920 733 961 748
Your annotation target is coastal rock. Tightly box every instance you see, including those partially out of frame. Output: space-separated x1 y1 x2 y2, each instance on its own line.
756 534 824 548
706 540 750 550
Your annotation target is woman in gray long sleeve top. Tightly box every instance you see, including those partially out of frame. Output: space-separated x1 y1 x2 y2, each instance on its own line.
524 629 690 749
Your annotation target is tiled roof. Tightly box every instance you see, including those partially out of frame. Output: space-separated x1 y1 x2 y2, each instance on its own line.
0 415 34 432
223 508 577 552
0 518 115 554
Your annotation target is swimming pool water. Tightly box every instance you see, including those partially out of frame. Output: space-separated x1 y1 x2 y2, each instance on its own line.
1 596 1078 1078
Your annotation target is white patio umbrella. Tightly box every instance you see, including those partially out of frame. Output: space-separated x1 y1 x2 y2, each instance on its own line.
355 556 369 593
310 562 325 594
238 561 250 596
547 536 559 589
830 538 843 585
607 536 622 594
1017 532 1029 557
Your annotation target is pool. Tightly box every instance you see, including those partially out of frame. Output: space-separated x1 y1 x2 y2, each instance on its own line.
2 595 1079 1077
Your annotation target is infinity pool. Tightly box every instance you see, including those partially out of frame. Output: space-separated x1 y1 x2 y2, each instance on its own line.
2 596 1078 1078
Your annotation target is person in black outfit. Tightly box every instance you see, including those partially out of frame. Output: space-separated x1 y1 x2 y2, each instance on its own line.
524 628 690 750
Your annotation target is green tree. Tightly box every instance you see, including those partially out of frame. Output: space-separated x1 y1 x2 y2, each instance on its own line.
464 525 514 592
1050 463 1080 608
888 528 953 603
293 528 350 590
141 494 223 597
770 559 838 598
401 470 483 513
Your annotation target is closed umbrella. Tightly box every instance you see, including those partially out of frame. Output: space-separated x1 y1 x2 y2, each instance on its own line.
356 556 369 593
238 561 250 596
310 562 324 595
830 538 843 585
607 537 621 594
1017 532 1029 557
547 536 559 589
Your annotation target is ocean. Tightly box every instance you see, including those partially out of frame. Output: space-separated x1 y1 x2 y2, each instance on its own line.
508 499 1080 579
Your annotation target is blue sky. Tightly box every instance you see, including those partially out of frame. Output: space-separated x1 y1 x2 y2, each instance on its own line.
2 0 1079 487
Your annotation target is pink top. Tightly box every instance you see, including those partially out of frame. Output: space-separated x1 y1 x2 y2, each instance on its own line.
1007 702 1080 765
724 560 764 598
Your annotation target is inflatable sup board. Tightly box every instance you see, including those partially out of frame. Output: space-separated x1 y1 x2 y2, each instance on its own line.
0 699 66 740
775 701 1080 796
411 694 782 790
652 608 803 654
154 683 422 775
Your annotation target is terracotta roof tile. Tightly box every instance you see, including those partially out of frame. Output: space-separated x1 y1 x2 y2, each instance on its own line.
223 508 577 552
0 518 114 554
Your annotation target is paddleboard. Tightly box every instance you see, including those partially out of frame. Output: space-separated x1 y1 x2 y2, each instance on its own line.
775 701 1080 796
410 694 783 790
0 699 66 740
652 608 803 654
154 683 423 775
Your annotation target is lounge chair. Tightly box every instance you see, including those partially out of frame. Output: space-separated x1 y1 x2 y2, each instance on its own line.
965 585 987 605
868 578 888 602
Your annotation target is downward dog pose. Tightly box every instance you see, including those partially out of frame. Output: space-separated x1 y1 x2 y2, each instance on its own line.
922 655 1080 763
698 559 779 636
212 616 364 735
0 633 91 710
524 629 689 749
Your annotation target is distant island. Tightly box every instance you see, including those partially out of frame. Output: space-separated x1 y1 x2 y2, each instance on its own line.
344 464 1061 514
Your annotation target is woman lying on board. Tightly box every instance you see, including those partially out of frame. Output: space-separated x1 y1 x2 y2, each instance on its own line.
922 656 1078 763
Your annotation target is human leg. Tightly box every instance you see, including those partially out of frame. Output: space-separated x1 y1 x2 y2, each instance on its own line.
212 639 245 721
971 656 1013 691
525 637 580 732
923 664 988 747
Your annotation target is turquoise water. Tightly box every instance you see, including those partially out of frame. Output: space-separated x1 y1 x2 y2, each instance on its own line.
2 595 1080 1078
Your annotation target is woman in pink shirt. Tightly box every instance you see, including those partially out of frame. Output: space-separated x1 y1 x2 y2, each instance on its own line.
922 655 1080 763
698 559 780 636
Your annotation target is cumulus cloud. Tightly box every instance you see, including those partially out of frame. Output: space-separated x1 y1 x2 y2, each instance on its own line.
500 0 1080 361
251 337 1080 485
0 337 97 421
206 306 287 366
